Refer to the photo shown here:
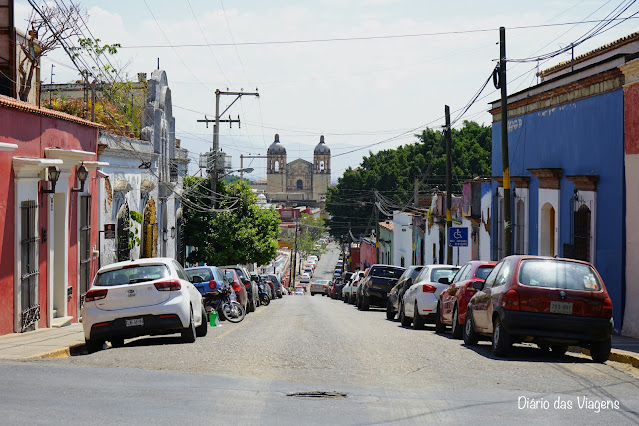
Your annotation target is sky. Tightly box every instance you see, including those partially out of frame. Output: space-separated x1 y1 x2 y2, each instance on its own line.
14 0 639 182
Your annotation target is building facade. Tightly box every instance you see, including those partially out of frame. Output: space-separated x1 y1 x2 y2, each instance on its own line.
266 134 331 207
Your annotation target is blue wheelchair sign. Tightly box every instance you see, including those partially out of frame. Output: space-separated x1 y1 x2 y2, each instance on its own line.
448 227 468 247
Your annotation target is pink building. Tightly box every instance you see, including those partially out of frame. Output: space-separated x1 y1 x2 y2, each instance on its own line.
0 94 103 334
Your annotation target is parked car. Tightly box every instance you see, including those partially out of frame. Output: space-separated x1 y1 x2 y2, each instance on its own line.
268 274 283 298
304 267 314 278
343 270 365 304
333 268 342 280
310 279 330 296
333 272 352 300
82 258 207 353
220 268 250 313
463 255 613 362
356 264 405 310
300 273 311 284
435 260 496 338
184 265 227 295
294 287 305 295
386 266 424 320
221 265 259 313
400 265 460 329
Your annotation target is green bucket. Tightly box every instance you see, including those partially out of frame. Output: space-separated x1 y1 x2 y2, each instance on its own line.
209 311 219 326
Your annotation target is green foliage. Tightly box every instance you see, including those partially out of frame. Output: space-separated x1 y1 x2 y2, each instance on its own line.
127 210 143 250
325 121 491 240
183 178 280 266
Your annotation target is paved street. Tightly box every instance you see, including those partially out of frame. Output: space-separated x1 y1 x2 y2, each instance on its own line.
1 248 638 424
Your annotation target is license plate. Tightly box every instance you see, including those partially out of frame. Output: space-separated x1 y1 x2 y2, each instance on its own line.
125 318 144 327
550 301 573 315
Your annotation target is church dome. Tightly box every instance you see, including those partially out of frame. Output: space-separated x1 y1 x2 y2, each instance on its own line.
314 135 330 154
267 134 286 155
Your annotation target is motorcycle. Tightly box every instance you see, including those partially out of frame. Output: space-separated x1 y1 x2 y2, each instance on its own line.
203 285 246 323
258 281 271 306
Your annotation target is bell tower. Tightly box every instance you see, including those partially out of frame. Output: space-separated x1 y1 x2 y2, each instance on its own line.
312 135 331 205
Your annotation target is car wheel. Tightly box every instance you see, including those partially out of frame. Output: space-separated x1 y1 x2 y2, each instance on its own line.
386 300 396 320
400 303 412 327
413 302 425 330
551 345 567 356
196 305 208 337
435 303 445 334
85 338 104 354
590 338 611 363
311 293 315 296
451 304 463 339
356 295 362 310
181 307 197 343
110 338 125 348
361 295 370 311
491 316 511 357
463 308 479 345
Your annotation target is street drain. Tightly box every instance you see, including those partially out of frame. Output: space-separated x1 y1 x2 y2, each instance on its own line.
287 391 347 399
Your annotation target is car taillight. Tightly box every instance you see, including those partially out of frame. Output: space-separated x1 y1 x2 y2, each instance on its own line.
85 289 108 302
209 280 218 290
602 297 613 318
422 284 436 293
231 282 241 292
503 289 520 311
154 280 181 291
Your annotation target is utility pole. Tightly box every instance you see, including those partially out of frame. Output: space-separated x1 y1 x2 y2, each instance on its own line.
197 89 259 208
291 220 299 287
499 26 512 257
445 105 453 265
375 203 379 264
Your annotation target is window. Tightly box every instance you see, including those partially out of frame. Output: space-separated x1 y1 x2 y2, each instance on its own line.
483 262 503 290
173 261 189 281
453 264 471 283
493 258 516 287
431 268 458 283
475 266 494 281
20 200 40 332
96 265 169 286
518 259 601 291
297 179 303 190
79 196 92 304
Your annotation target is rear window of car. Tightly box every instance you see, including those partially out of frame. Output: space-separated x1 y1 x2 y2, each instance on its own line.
475 266 494 280
96 265 169 286
431 268 459 283
186 268 213 282
223 270 236 281
369 266 404 279
518 259 602 291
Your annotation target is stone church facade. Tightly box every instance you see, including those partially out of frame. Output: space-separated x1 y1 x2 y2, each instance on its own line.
266 134 330 207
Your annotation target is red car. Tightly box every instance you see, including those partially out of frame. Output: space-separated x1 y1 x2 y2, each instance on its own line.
436 260 497 338
463 255 613 362
221 269 249 313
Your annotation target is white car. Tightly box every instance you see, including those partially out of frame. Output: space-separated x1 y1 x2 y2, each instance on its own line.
300 273 311 283
81 258 207 353
343 271 365 304
400 265 460 329
308 255 319 263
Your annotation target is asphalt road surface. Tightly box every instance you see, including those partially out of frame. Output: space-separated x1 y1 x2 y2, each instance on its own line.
2 246 638 424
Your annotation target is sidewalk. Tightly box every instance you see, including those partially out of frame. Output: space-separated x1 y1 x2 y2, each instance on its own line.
1 323 639 366
0 324 86 360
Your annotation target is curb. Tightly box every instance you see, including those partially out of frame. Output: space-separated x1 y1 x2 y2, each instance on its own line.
26 343 86 360
568 346 639 368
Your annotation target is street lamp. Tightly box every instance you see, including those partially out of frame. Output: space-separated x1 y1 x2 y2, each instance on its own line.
218 167 254 180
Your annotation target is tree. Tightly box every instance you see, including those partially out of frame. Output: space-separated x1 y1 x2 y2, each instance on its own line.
325 120 491 240
183 178 280 266
18 2 86 101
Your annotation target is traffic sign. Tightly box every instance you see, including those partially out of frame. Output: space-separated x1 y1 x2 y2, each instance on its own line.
448 227 468 247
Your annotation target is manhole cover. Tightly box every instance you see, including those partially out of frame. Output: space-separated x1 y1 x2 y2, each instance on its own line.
287 391 347 399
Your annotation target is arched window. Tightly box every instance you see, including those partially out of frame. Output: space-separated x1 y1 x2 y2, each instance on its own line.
274 161 279 172
540 202 556 256
297 179 303 190
320 161 325 171
117 202 131 262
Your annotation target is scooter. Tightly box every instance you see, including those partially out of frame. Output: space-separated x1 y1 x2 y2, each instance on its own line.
258 281 271 306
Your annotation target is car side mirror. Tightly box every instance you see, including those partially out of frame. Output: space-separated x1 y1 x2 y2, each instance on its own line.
242 279 250 285
190 275 204 284
472 280 484 291
438 277 450 284
405 278 413 287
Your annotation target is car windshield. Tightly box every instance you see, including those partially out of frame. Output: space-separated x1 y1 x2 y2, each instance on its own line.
475 266 494 280
518 259 602 291
96 265 169 286
186 268 213 282
369 266 405 279
430 268 458 282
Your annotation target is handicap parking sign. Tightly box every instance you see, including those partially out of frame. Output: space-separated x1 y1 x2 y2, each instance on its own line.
448 227 468 247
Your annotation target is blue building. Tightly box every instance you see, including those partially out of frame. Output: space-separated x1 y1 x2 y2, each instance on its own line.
489 32 639 333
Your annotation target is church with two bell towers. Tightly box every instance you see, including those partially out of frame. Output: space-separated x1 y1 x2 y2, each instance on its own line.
266 134 331 207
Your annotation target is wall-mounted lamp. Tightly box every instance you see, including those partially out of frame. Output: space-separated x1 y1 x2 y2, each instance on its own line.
162 229 168 242
170 226 175 238
71 163 89 192
41 165 61 194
